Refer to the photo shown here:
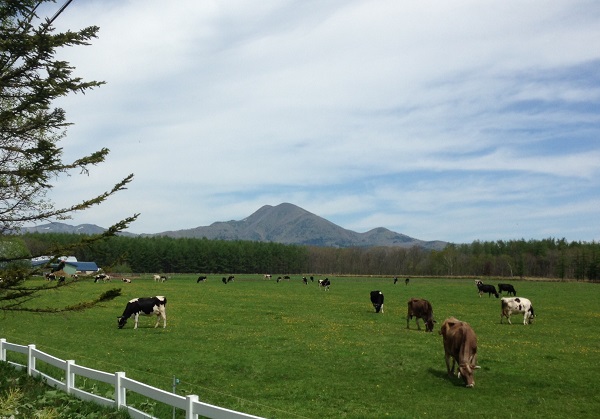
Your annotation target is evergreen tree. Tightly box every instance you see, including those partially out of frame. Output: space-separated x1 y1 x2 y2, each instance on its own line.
1 0 137 310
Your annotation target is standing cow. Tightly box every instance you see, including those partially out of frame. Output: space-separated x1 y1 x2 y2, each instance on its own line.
498 283 516 296
370 291 384 313
406 298 435 332
500 297 535 325
475 280 499 298
117 296 167 329
439 317 479 388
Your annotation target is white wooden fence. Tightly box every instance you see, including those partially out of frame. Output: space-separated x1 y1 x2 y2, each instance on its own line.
0 338 265 419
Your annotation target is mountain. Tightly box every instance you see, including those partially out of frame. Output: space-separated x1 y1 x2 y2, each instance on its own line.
19 203 446 249
152 203 447 250
20 223 107 235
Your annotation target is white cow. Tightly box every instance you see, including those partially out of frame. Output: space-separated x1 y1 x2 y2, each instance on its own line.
153 274 161 282
500 297 535 325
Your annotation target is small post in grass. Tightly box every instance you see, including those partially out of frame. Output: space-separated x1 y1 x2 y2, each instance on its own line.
172 376 180 419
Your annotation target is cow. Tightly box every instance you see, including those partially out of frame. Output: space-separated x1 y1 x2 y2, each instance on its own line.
406 298 435 332
227 275 235 282
370 291 385 313
45 273 56 281
153 274 161 282
405 278 410 285
222 277 227 284
476 281 499 298
500 297 535 325
439 317 479 388
117 296 167 329
498 283 516 296
94 274 110 283
318 278 330 290
303 276 308 285
264 274 272 279
121 278 131 283
160 275 167 282
196 275 207 283
393 277 398 284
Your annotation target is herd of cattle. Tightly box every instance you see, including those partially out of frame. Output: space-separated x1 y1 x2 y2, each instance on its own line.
368 279 535 388
108 274 535 388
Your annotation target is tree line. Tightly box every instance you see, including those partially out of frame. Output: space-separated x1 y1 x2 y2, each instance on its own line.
18 233 600 280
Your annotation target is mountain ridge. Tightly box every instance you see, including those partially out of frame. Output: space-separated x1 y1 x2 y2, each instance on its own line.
20 203 447 250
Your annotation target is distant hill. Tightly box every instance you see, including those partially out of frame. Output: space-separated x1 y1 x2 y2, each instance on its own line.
20 203 446 250
151 203 447 250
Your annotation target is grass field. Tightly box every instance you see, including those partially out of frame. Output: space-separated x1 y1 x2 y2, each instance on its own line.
1 275 599 418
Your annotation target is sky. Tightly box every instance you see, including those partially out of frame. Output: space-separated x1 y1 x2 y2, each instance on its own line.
36 0 600 244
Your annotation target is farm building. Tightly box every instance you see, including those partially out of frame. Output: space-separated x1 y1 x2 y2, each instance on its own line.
31 257 100 275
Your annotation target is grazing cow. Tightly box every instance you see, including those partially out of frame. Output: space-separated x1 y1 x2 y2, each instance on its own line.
318 278 331 290
303 276 308 285
58 276 65 284
117 296 167 329
283 275 290 280
160 275 167 282
498 283 516 296
264 274 272 279
94 274 110 283
439 317 479 388
370 291 384 313
476 281 499 298
276 276 282 283
406 298 435 332
405 278 410 285
121 278 131 283
45 273 56 281
501 297 535 325
222 277 227 284
196 275 207 283
393 277 398 284
227 275 234 282
310 276 314 282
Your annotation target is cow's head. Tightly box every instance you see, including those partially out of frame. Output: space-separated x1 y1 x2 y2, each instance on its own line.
425 318 436 332
117 316 127 329
458 363 475 388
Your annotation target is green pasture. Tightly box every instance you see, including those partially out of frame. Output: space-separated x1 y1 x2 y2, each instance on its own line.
1 275 599 418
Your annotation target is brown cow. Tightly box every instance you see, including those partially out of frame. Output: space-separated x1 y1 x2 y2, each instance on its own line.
439 317 479 388
406 298 435 332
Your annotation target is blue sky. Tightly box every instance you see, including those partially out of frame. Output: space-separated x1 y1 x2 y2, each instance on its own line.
39 0 600 243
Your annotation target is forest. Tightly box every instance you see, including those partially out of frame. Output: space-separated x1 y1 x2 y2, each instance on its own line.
14 233 600 281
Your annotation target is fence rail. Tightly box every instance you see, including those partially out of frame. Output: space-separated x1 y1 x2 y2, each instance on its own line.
0 338 264 419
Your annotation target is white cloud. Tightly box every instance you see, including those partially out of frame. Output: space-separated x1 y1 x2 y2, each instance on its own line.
30 0 600 243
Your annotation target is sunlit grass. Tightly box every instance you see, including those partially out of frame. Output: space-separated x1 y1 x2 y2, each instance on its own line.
2 275 599 418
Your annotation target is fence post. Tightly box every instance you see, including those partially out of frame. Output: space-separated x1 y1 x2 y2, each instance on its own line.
27 344 36 376
0 338 5 361
186 395 199 419
115 371 126 410
65 360 75 394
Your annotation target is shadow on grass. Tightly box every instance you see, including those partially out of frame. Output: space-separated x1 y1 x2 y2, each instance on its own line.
427 367 468 387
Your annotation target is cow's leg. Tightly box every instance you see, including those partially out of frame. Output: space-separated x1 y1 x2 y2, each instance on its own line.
133 313 139 329
380 304 384 314
445 353 454 376
406 315 410 329
415 318 421 330
507 313 512 325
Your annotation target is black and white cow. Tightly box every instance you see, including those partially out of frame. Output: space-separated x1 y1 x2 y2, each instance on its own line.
197 275 207 283
94 274 110 283
318 278 331 290
370 291 384 313
121 278 131 283
498 283 516 296
475 280 499 298
117 296 167 329
500 297 535 325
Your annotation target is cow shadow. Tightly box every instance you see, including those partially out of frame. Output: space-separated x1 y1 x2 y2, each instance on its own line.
427 368 465 387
